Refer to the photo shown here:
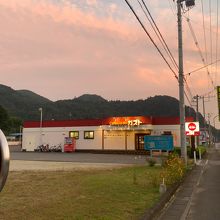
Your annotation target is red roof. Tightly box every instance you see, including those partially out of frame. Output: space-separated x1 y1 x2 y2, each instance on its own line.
23 116 194 128
23 119 104 128
153 117 194 125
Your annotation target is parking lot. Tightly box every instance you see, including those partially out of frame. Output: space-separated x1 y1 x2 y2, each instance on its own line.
11 152 147 164
10 152 149 171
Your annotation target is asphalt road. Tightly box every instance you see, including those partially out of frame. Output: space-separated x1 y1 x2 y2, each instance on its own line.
186 144 220 220
10 152 148 165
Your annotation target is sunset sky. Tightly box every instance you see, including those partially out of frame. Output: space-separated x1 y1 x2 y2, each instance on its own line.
0 0 219 126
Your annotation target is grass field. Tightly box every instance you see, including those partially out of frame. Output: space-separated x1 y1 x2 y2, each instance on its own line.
0 166 162 220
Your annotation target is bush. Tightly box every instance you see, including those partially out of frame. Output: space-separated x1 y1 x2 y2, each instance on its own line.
196 146 206 157
160 153 186 185
147 158 156 167
173 146 207 159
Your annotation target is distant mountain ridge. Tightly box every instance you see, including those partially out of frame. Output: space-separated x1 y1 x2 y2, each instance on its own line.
0 84 200 124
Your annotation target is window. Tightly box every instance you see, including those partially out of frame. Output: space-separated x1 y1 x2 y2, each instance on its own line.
84 131 94 139
69 131 79 139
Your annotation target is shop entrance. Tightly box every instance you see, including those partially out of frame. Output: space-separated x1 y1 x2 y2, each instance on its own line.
135 134 149 151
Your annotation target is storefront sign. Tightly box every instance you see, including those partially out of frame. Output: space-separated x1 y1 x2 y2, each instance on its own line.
109 117 142 126
144 135 174 151
127 119 142 126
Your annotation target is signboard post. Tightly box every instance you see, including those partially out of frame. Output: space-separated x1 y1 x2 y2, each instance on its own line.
185 122 200 159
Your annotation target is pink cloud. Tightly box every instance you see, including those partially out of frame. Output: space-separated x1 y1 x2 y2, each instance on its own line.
0 0 217 119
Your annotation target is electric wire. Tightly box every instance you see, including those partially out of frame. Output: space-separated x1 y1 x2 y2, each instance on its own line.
185 59 220 76
124 0 178 80
209 0 213 73
167 0 176 16
124 0 194 108
200 0 208 63
200 88 216 98
138 0 179 70
215 0 219 86
136 0 178 72
185 17 215 87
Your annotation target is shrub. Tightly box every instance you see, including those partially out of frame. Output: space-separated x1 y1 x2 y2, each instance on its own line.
160 153 186 185
196 146 206 158
173 146 207 159
147 158 156 167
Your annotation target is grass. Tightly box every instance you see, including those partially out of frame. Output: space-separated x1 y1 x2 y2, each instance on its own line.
0 166 162 220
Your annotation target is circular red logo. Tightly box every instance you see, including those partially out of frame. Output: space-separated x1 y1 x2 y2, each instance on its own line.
188 123 196 131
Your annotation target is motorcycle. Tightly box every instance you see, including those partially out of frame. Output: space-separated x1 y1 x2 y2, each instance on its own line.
0 129 10 192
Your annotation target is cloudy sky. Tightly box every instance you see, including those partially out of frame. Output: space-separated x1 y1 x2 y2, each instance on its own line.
0 0 219 126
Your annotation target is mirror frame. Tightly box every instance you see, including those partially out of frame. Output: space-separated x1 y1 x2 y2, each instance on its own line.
0 130 10 192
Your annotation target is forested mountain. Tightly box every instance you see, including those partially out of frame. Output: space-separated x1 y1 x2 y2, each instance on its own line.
0 84 200 123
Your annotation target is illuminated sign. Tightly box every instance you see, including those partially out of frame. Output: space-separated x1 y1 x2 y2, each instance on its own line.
128 119 142 126
109 117 142 126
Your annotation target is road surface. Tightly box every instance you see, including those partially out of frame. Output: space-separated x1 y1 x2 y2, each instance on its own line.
187 144 220 219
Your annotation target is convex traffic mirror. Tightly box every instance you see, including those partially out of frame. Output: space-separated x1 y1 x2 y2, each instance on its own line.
0 130 10 192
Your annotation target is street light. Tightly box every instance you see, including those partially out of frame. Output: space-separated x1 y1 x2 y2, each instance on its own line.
39 108 43 146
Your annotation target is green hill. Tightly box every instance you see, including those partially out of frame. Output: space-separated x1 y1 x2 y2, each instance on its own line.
0 84 52 119
0 84 198 123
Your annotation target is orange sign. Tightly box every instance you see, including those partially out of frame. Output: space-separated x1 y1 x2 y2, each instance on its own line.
109 117 143 126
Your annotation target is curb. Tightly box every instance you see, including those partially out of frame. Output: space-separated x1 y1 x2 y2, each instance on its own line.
140 165 196 220
140 182 181 220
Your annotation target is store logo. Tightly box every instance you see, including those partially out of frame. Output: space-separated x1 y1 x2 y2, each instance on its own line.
109 117 142 126
128 119 142 126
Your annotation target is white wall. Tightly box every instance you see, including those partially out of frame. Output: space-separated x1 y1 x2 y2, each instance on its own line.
22 126 103 151
75 127 102 150
104 130 126 150
22 124 181 151
126 131 135 150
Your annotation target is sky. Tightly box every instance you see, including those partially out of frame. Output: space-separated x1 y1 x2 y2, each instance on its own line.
0 0 220 127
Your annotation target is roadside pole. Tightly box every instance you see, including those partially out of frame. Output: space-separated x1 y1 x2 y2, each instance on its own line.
177 0 187 165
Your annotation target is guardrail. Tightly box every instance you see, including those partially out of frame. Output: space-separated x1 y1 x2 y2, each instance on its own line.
0 130 10 192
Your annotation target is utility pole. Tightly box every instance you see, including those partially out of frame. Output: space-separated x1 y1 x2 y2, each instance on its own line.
202 96 207 145
177 0 187 164
193 95 199 146
208 113 212 146
177 0 195 164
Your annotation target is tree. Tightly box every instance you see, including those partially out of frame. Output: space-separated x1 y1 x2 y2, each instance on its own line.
0 105 10 134
9 117 23 133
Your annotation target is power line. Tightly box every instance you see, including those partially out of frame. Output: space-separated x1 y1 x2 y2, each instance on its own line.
200 0 208 69
209 0 213 71
124 0 178 79
185 17 215 87
185 59 220 76
200 87 216 98
167 0 176 16
215 0 219 86
138 0 179 70
124 0 194 107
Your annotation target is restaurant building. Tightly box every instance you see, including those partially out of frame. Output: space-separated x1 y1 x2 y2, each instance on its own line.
22 116 193 152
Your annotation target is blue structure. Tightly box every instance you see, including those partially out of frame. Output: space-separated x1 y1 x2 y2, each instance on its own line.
144 135 174 151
